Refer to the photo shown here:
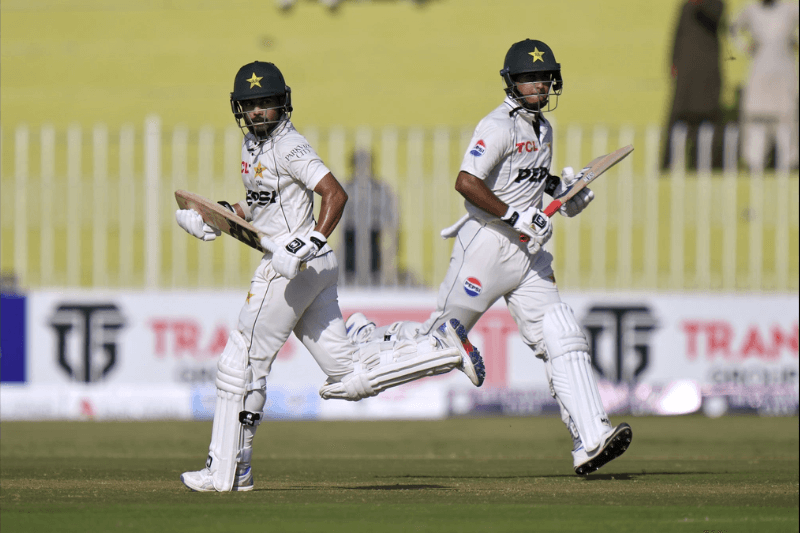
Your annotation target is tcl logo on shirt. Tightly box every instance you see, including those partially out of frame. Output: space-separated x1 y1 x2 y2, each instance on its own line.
515 140 538 153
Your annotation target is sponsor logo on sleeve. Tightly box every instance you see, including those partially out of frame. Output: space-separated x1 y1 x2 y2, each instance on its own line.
469 140 486 157
463 277 482 297
285 143 313 162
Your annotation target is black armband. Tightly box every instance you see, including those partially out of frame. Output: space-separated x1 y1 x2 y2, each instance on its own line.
309 234 327 249
544 174 561 196
217 200 235 213
502 211 519 227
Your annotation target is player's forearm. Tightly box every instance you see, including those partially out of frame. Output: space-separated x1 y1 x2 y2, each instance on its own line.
313 173 348 238
315 193 346 238
455 171 508 218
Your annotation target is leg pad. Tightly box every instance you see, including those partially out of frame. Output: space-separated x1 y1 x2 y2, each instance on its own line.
543 303 611 452
320 336 462 401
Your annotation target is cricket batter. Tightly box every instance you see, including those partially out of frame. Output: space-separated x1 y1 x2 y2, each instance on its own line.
348 40 632 475
175 61 485 492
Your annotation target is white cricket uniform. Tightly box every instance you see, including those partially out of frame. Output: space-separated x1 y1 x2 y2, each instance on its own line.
236 121 353 382
419 97 564 354
403 97 618 461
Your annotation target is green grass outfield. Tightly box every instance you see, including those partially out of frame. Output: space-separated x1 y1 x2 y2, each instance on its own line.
1 415 797 532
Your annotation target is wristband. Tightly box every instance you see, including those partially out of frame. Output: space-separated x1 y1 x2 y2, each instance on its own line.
308 230 327 250
501 206 519 227
217 200 235 213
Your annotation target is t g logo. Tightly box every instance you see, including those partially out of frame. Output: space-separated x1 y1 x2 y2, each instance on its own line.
49 304 125 383
581 305 658 383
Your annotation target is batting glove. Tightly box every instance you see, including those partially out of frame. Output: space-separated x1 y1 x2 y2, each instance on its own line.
502 206 553 255
271 246 303 280
559 166 594 218
286 230 327 263
175 209 221 241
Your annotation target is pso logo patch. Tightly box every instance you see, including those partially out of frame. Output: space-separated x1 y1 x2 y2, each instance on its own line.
469 140 486 157
463 277 482 297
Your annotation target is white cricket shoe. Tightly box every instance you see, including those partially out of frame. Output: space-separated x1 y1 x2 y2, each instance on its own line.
572 423 632 476
180 466 254 492
437 319 485 387
345 312 376 344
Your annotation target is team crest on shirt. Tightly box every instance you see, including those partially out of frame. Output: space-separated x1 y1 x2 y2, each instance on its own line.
463 277 482 297
469 140 486 157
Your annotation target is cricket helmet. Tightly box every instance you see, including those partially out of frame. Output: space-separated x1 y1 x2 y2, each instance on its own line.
230 61 292 141
500 39 563 112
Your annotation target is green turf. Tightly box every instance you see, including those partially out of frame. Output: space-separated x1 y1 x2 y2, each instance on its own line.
1 415 797 532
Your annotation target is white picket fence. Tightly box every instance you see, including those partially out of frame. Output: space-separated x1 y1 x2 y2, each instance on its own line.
1 116 798 292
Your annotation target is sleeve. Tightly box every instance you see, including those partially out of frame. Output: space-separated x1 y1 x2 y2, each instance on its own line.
731 6 751 35
729 6 753 55
280 137 332 191
459 121 511 180
234 200 252 221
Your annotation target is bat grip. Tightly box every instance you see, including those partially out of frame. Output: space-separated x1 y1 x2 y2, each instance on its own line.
543 200 562 217
259 236 278 253
519 201 561 242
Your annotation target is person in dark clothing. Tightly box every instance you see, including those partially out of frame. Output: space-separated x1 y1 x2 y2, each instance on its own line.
663 0 726 170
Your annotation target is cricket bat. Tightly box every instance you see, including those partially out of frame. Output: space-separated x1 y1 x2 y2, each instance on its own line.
542 144 634 217
175 190 277 254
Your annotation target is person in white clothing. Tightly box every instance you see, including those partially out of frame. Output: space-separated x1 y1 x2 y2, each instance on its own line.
347 40 632 476
730 0 799 169
175 61 485 492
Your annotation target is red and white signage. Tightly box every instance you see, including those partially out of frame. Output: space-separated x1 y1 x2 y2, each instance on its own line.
5 289 796 420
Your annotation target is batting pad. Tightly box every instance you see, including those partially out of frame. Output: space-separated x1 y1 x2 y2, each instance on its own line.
207 331 250 492
543 303 611 452
319 337 462 401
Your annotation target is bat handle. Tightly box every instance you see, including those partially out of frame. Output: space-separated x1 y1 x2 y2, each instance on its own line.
543 200 562 218
519 201 562 241
260 236 278 253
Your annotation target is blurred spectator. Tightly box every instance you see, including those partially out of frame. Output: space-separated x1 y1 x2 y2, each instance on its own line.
730 0 799 170
340 149 400 286
663 0 726 170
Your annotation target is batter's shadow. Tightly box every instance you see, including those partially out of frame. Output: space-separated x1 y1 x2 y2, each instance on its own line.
376 471 715 482
245 483 454 492
576 471 716 481
242 471 713 492
336 483 455 491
